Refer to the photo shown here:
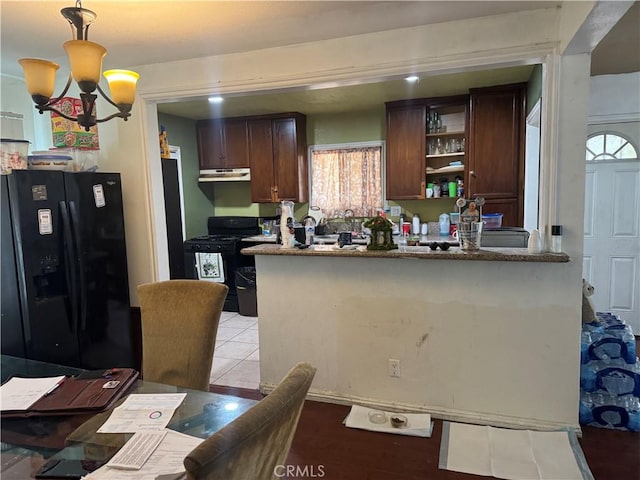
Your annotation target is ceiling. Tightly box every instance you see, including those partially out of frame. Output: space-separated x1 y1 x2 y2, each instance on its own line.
1 1 637 120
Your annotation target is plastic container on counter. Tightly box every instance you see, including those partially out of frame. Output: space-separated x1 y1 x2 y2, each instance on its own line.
1 139 29 174
481 213 503 229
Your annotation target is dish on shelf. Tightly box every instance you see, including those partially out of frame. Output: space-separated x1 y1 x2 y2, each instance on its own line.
426 165 465 174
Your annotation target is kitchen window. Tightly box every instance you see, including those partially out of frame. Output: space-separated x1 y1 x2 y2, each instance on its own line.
309 142 384 218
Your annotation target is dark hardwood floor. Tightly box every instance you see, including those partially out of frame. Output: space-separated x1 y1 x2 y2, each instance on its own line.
211 339 640 479
210 383 640 480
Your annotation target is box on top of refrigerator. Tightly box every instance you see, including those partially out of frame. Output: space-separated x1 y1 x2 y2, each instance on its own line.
50 97 100 149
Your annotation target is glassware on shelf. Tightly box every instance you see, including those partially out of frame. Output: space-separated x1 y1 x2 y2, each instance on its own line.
427 113 435 134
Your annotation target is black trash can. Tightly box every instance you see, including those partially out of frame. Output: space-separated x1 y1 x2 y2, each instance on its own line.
235 267 258 317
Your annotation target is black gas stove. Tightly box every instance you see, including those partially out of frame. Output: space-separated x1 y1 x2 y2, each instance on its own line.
185 234 246 245
183 217 260 312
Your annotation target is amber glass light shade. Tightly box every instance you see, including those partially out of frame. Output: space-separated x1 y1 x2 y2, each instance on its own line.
63 40 106 92
104 70 140 105
18 58 60 99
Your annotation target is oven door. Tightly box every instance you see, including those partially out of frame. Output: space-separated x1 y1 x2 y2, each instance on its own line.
183 241 238 312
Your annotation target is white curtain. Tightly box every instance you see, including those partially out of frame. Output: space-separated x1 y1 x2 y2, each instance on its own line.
310 146 382 218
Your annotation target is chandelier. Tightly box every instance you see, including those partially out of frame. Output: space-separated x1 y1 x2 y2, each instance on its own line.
18 1 140 132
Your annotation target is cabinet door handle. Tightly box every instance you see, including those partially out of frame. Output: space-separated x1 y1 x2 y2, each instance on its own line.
470 170 477 178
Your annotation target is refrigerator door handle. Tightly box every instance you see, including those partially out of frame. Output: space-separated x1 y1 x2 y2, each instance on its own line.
68 201 88 332
60 200 79 333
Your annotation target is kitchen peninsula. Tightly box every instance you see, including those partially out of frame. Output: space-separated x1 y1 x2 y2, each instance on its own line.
243 244 579 431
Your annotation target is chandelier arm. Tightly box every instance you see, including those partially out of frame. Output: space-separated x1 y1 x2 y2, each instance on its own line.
47 74 74 107
35 104 77 122
95 111 131 124
95 83 121 109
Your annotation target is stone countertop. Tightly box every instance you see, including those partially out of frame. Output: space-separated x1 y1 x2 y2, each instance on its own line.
242 234 277 243
241 243 570 263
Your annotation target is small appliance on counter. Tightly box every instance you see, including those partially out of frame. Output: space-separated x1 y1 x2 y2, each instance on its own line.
481 227 530 248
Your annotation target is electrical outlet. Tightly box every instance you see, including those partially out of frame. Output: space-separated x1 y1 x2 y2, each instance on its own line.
388 358 401 377
389 206 401 217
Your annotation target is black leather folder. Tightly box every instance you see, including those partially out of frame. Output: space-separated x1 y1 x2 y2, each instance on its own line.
1 368 139 417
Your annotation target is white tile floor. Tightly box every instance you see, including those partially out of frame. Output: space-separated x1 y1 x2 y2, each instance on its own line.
209 311 260 389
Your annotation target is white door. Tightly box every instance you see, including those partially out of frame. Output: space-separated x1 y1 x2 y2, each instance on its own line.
583 150 640 332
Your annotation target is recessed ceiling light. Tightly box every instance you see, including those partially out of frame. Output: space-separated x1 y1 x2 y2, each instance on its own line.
208 96 224 103
405 76 419 83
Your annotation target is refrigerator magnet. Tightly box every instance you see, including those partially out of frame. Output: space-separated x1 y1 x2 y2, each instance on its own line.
37 209 53 235
93 184 106 208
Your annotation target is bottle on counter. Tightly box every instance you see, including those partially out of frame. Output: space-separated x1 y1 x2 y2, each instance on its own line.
412 214 420 235
527 229 542 253
551 225 563 252
439 213 450 236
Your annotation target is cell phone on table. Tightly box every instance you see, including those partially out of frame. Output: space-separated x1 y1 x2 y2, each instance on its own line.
35 458 105 479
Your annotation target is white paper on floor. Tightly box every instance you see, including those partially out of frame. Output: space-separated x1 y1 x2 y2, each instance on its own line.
344 405 433 437
438 422 594 480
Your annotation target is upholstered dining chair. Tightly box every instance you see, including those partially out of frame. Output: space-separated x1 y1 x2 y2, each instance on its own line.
183 362 316 480
137 279 228 391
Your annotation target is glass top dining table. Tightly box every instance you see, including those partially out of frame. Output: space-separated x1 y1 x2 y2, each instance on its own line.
0 355 258 479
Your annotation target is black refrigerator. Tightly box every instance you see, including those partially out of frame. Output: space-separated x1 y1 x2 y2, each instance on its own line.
1 170 136 370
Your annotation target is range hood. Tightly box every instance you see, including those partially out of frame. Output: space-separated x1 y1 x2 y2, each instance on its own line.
198 168 251 182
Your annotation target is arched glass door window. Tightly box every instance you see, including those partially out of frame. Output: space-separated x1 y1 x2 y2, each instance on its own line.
586 132 638 161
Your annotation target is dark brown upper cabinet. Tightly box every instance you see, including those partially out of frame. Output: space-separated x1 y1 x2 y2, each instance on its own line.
385 95 468 201
467 83 526 226
385 103 427 200
247 113 308 203
196 118 249 170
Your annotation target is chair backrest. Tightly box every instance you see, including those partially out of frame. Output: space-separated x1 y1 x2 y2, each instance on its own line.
183 362 316 480
137 280 228 391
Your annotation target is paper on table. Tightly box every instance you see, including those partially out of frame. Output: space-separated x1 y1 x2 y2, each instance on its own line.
107 430 168 470
83 429 202 480
439 422 588 480
344 405 433 437
97 393 187 433
0 376 65 411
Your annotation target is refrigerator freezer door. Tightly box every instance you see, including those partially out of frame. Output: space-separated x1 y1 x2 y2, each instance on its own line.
63 172 135 369
6 171 81 366
1 176 26 357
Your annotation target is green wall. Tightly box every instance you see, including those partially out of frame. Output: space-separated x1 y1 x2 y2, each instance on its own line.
526 64 543 116
307 108 385 145
158 113 213 238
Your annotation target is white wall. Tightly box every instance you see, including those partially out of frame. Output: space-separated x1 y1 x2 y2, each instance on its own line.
589 72 640 122
1 76 38 145
256 254 580 429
